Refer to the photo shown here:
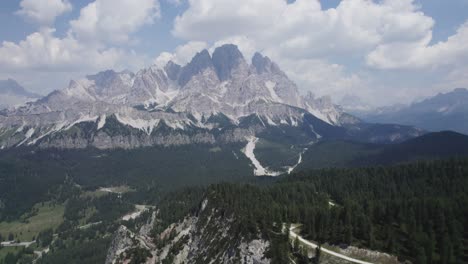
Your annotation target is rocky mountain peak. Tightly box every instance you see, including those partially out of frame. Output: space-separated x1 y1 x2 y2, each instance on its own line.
164 61 182 81
84 70 135 102
178 49 214 87
212 44 246 81
87 70 117 89
87 69 117 82
0 43 419 150
0 78 41 109
452 87 468 94
0 79 40 98
251 52 283 75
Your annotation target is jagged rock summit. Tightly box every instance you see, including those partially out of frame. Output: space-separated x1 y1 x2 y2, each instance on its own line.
0 44 422 150
0 79 40 109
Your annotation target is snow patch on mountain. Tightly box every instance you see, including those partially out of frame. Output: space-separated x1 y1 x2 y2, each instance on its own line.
65 115 99 130
265 115 276 126
437 106 449 113
97 115 106 130
286 148 307 174
242 137 281 176
309 125 322 139
24 120 73 146
17 128 35 146
115 114 161 135
265 81 282 103
16 123 26 133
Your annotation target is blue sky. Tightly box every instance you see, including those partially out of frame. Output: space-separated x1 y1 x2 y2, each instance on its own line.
0 0 184 62
0 0 468 107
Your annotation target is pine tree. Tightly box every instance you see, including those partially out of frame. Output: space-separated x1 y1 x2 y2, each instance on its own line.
314 244 321 264
415 246 427 264
294 236 300 253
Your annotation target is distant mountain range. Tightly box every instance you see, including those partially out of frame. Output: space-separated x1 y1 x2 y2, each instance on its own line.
0 79 40 109
297 131 468 171
358 88 468 134
0 44 422 156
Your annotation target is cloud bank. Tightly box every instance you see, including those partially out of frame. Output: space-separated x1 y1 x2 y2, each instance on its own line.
167 0 468 105
2 0 468 106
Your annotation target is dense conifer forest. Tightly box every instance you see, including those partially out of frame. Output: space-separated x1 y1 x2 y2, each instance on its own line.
1 153 467 263
156 158 468 264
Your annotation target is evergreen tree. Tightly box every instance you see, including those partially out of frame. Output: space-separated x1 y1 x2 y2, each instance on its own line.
415 246 427 264
314 244 321 264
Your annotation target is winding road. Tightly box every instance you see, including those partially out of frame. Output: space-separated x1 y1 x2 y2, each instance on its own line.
289 226 374 264
1 240 35 247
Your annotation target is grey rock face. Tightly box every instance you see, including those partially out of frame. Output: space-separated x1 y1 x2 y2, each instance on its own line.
251 52 283 75
164 61 181 81
178 49 215 87
105 226 135 264
0 43 416 150
212 44 245 81
106 198 271 264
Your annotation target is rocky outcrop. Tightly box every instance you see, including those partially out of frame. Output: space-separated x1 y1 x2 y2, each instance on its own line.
105 212 156 264
105 226 136 264
105 199 271 264
212 44 246 81
164 61 182 81
251 52 283 76
239 240 271 264
178 50 215 87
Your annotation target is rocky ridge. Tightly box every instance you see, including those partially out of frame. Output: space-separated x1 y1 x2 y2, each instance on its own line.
0 44 422 149
105 199 270 264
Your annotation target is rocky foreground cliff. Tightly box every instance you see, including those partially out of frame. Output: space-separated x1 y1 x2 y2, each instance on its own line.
105 199 271 264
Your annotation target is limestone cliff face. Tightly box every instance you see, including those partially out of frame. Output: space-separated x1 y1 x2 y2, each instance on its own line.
0 44 424 150
105 199 271 264
31 123 259 149
105 226 136 264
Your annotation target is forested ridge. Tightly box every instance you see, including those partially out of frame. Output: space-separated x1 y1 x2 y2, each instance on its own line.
174 158 468 263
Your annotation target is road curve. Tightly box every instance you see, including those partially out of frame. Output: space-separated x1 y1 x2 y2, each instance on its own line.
289 227 375 264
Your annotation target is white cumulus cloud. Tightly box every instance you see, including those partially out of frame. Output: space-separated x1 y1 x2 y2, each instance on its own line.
0 28 138 71
173 0 434 59
367 21 468 69
170 0 468 105
154 41 207 66
16 0 72 25
0 0 160 93
2 0 161 71
69 0 160 44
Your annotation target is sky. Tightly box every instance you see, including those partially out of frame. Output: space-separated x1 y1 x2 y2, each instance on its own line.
0 0 468 107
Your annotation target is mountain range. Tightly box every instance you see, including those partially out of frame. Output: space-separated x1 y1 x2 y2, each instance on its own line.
1 46 468 264
357 88 468 134
0 44 422 155
0 79 40 109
